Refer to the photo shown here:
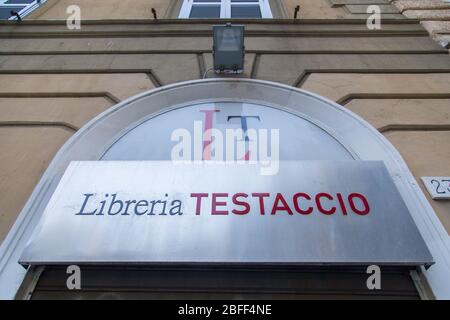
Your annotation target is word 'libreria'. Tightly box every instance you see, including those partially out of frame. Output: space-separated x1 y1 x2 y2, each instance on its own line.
76 192 370 216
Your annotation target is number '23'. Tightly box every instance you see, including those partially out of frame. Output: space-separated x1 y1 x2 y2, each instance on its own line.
431 179 450 194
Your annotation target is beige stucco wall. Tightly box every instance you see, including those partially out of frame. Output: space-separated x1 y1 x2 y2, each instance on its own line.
29 0 175 20
301 73 450 232
387 131 450 231
0 127 73 240
26 0 407 20
33 0 338 20
1 6 450 246
281 0 346 19
1 70 449 243
0 73 154 242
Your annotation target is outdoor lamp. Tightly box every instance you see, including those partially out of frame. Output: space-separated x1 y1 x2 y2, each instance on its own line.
213 23 245 74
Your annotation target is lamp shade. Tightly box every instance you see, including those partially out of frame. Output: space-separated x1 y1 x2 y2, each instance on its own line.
213 24 245 73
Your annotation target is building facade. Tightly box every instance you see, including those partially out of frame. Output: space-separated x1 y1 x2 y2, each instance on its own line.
0 0 449 300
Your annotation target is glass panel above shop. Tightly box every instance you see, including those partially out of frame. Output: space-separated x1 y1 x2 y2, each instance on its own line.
102 102 354 161
0 0 46 20
231 4 262 18
189 4 221 18
4 0 36 4
0 5 24 19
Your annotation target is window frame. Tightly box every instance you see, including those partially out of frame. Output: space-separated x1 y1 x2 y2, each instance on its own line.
179 0 273 19
0 0 46 20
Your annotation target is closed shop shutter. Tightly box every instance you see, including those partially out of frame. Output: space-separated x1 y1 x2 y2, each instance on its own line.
26 265 420 300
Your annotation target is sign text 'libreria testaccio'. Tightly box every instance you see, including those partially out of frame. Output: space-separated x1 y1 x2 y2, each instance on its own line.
20 161 433 266
76 191 370 217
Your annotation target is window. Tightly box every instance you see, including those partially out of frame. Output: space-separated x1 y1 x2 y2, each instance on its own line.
0 0 45 20
179 0 272 18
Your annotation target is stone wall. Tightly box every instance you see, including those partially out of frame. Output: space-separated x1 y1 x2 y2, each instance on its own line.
0 1 449 244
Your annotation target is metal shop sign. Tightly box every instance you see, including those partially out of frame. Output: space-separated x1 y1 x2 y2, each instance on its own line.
20 161 433 266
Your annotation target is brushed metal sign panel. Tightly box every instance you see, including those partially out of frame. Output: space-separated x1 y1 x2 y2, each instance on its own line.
20 161 433 266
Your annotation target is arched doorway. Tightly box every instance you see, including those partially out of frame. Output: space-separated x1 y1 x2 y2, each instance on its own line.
0 79 442 299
